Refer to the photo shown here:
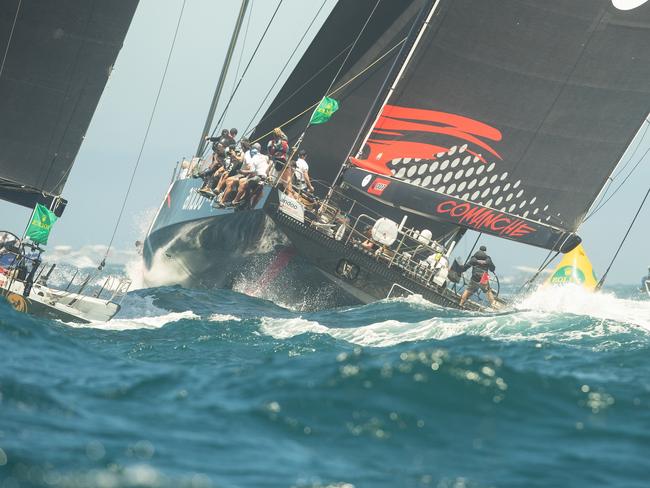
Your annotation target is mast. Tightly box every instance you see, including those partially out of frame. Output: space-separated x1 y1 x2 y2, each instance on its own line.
195 0 250 157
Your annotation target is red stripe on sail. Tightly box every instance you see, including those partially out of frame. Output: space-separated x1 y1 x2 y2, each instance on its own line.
350 105 503 174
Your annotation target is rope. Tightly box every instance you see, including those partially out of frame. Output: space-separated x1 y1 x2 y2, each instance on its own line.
249 38 405 145
0 0 21 79
596 184 650 290
242 0 329 136
321 0 383 114
463 233 482 265
201 0 284 158
100 0 187 269
277 0 384 188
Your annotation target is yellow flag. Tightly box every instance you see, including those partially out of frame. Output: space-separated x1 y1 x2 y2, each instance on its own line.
545 244 598 290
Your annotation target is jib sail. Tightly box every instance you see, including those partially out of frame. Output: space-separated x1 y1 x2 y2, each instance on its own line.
347 0 650 247
0 0 139 215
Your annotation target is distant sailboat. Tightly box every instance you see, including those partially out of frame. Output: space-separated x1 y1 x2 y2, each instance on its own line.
0 0 139 322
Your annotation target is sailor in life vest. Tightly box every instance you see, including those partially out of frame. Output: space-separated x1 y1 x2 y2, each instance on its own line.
459 245 497 307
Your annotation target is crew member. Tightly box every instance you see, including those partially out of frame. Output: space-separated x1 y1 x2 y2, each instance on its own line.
216 141 255 207
268 127 289 175
198 142 226 194
459 245 497 307
214 146 243 196
232 143 269 207
293 149 314 194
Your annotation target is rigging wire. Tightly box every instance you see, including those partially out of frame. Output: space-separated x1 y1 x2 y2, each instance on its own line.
0 0 21 79
242 0 329 136
583 120 650 222
463 233 482 265
201 0 284 158
276 0 384 186
100 0 187 268
596 183 650 290
320 0 383 116
516 248 559 294
223 0 254 123
248 38 405 143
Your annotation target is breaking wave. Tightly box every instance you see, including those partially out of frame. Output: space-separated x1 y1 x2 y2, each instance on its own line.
2 280 649 487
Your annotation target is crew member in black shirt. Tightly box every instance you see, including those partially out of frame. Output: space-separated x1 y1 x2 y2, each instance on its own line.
459 245 497 308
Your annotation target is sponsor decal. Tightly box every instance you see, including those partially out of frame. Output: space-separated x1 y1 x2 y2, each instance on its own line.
279 192 305 223
361 174 372 187
549 266 585 285
436 200 536 238
612 0 649 10
182 187 206 211
367 178 391 196
351 105 503 175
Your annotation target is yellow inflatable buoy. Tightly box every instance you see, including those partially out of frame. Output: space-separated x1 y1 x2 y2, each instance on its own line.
545 244 598 290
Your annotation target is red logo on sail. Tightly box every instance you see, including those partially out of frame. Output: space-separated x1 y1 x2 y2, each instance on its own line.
436 200 536 238
351 105 503 175
367 178 391 196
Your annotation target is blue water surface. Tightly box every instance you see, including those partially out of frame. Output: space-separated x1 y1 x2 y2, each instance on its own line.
1 279 650 487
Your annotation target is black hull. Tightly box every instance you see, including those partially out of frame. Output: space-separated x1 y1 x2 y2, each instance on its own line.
265 191 486 311
143 180 361 309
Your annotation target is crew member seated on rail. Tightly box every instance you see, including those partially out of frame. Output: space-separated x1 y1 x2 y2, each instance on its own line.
293 149 314 195
213 146 244 196
459 245 497 308
214 139 252 206
198 142 226 194
231 143 270 208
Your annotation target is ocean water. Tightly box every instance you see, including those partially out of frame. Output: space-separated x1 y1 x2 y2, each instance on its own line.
1 265 650 488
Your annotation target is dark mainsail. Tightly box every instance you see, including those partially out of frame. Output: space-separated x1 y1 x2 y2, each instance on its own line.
0 0 139 215
348 0 650 245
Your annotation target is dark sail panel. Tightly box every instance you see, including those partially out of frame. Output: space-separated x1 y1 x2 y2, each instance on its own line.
0 0 139 210
251 0 425 185
351 0 650 232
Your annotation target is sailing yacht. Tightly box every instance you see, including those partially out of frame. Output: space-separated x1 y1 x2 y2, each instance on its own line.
144 0 650 310
0 0 139 322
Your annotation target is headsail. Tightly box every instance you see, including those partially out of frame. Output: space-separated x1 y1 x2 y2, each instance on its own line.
347 0 650 247
0 0 139 215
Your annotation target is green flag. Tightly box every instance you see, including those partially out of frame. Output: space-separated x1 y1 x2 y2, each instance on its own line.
309 96 339 125
26 204 57 245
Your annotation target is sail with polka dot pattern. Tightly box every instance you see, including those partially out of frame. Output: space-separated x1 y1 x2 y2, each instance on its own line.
348 0 650 243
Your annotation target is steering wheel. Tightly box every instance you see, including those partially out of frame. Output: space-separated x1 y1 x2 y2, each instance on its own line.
454 271 501 304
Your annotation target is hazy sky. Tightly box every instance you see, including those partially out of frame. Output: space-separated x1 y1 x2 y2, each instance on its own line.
2 0 649 284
